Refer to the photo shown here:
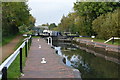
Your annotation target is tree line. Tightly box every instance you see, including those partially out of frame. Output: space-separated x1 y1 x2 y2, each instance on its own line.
2 2 35 37
54 2 120 40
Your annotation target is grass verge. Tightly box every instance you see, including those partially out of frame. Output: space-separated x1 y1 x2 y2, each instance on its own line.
6 36 27 78
2 33 22 46
75 37 120 45
7 46 26 78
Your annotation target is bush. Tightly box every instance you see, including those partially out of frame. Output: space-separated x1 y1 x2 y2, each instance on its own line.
92 8 120 40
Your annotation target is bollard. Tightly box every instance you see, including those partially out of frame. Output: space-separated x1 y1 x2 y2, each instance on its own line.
20 48 23 73
2 67 7 80
25 42 28 57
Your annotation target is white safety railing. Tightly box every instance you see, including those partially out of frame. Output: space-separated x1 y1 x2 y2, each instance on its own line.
47 37 52 46
104 37 120 43
0 36 31 79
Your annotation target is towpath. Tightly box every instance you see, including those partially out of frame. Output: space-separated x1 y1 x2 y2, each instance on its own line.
0 35 22 63
21 38 81 78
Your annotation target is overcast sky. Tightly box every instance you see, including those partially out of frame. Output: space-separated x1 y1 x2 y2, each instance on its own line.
28 0 76 26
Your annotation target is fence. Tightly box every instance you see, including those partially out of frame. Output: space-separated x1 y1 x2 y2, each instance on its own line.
0 36 32 80
47 37 52 46
104 37 120 43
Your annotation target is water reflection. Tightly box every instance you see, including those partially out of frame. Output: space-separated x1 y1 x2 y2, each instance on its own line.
53 41 119 78
55 46 90 72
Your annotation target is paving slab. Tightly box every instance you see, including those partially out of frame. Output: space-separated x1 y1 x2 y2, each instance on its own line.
21 38 81 78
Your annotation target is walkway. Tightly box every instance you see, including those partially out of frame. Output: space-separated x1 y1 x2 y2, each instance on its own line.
0 35 22 63
21 38 81 78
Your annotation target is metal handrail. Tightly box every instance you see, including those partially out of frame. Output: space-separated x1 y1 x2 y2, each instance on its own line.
104 37 120 43
0 36 31 79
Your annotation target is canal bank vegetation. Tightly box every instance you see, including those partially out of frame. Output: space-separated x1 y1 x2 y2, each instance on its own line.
54 2 120 40
74 37 120 45
1 2 35 78
7 45 26 78
0 34 26 78
2 2 36 46
7 36 29 78
2 35 24 63
2 32 22 46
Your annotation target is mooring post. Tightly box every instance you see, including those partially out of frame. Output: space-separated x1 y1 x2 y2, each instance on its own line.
25 42 28 57
20 48 23 73
2 67 7 80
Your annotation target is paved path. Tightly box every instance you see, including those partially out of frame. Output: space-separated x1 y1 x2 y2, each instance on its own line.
21 38 81 78
0 35 22 63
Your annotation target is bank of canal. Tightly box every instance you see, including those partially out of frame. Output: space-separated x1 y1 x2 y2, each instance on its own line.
52 41 120 79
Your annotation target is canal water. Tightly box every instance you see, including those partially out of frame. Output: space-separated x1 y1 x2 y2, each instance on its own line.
52 40 120 79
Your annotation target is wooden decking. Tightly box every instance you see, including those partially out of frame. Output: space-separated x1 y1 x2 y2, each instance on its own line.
21 38 81 78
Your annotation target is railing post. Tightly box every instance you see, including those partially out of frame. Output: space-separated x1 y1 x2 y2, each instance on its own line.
112 36 114 44
28 39 30 50
25 42 28 57
51 37 52 46
30 36 32 46
48 37 50 45
30 37 31 46
2 67 7 80
20 48 23 73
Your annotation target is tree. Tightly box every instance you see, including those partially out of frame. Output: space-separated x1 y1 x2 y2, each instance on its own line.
57 13 77 33
2 2 35 36
92 8 120 39
74 2 120 36
42 23 49 26
74 2 120 19
49 23 57 30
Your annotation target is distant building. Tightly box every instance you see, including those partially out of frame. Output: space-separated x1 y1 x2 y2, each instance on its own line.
43 30 61 36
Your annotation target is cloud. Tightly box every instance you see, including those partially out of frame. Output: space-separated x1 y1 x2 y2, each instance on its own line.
28 0 76 25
